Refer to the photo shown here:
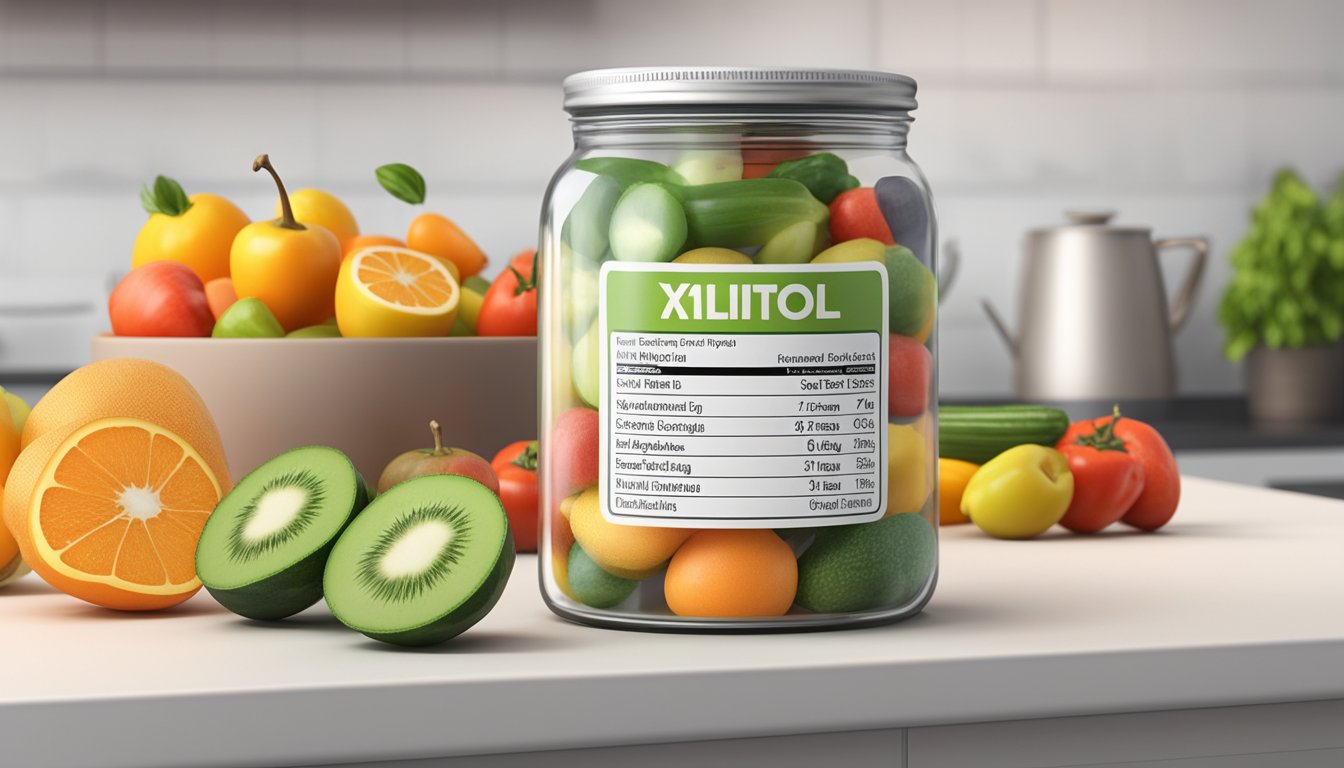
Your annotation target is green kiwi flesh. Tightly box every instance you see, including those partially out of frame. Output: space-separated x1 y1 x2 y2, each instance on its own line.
322 474 514 647
196 446 367 620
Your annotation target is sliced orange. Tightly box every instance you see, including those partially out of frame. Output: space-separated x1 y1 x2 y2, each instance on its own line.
334 246 459 337
11 417 222 610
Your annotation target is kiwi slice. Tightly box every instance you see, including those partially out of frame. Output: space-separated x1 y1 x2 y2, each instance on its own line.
196 446 368 621
323 475 514 647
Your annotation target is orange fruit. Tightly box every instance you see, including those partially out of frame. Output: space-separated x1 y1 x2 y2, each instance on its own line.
132 193 251 284
665 530 798 618
204 276 238 321
344 234 404 258
0 392 19 484
334 246 459 338
21 359 231 484
937 458 976 526
406 212 487 278
3 418 222 610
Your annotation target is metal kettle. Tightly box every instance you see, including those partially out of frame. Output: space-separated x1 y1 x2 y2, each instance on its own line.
982 211 1208 401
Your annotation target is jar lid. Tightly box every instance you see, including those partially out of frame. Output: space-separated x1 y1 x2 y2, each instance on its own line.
563 67 917 114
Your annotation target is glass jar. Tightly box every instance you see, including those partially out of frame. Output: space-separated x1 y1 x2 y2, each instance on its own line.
539 68 938 630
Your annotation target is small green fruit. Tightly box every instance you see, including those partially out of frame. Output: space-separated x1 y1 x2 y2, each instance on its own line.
213 297 285 338
796 512 935 613
287 324 341 338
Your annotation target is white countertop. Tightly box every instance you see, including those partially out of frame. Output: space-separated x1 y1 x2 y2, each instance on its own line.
3 477 1344 768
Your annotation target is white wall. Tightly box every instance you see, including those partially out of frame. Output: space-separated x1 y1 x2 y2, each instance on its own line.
2 0 1342 395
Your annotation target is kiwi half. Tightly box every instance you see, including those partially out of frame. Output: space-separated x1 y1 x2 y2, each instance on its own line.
323 474 514 647
196 446 367 621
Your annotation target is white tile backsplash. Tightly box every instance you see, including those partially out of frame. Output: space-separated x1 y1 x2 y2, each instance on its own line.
0 0 1339 393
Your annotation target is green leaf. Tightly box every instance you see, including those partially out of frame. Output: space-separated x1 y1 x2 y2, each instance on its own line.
140 175 192 217
376 163 426 205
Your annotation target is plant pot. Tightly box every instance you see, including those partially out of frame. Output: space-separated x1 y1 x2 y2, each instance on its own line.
1245 342 1344 426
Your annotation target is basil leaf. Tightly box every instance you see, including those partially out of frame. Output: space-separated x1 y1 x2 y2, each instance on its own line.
142 175 192 216
376 163 426 205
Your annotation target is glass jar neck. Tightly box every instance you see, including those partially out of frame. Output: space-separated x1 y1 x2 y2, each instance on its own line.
570 110 911 151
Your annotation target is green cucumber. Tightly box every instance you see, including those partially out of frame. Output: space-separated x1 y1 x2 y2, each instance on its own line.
561 174 621 264
676 177 829 249
575 157 687 189
608 182 687 263
938 405 1071 464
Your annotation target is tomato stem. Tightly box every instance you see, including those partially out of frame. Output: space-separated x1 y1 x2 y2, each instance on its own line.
429 420 443 454
1073 404 1129 452
253 154 305 231
511 440 539 472
512 249 539 296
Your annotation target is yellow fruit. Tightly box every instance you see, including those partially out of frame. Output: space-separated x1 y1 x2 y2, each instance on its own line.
887 422 929 516
20 359 232 490
283 188 359 250
0 392 18 486
336 246 460 338
132 193 251 284
450 285 485 336
4 418 222 610
2 387 31 434
673 247 752 264
568 487 693 579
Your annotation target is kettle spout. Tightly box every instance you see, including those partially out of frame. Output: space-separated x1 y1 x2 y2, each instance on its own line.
980 299 1019 358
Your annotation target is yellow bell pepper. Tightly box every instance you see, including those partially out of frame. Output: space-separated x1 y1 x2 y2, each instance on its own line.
961 444 1073 539
937 458 977 525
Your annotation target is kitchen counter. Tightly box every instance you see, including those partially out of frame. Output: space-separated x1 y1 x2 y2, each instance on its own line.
4 478 1344 767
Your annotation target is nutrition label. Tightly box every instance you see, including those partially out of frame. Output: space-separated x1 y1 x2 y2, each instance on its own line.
599 263 889 529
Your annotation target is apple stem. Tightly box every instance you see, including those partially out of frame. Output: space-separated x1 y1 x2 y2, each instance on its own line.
430 420 443 453
252 153 305 231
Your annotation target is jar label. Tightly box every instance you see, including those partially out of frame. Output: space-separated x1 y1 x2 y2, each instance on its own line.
597 262 889 528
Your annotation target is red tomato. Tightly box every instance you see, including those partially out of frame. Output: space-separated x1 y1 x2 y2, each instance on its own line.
829 187 894 245
888 335 931 418
109 261 215 337
551 407 598 498
1055 443 1145 534
476 249 537 336
492 440 539 553
1060 409 1180 531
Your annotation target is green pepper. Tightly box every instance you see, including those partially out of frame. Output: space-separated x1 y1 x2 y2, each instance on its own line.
676 178 829 250
767 152 859 204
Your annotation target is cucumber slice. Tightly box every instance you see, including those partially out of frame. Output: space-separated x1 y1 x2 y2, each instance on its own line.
196 446 368 621
608 183 687 263
323 475 514 647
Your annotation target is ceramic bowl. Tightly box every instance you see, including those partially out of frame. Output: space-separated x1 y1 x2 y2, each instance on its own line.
90 335 538 484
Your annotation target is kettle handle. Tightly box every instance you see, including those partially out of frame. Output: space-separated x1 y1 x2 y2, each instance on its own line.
1154 237 1208 333
980 299 1018 358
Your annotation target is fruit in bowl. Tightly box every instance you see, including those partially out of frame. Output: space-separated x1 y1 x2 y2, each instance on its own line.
109 261 215 337
132 175 250 283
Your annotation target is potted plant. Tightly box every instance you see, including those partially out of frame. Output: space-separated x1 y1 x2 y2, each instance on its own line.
1219 169 1344 425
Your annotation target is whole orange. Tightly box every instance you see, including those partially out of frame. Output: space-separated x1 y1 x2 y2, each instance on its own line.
664 529 798 618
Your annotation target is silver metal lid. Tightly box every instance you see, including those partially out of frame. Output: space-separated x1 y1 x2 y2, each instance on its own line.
563 67 917 114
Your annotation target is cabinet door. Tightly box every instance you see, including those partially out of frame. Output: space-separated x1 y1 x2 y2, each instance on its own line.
908 700 1344 768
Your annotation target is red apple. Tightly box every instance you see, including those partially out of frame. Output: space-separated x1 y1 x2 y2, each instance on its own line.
551 406 599 498
109 261 215 337
377 420 500 495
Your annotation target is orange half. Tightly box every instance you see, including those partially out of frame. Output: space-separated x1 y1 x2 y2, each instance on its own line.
24 418 222 610
335 246 459 337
